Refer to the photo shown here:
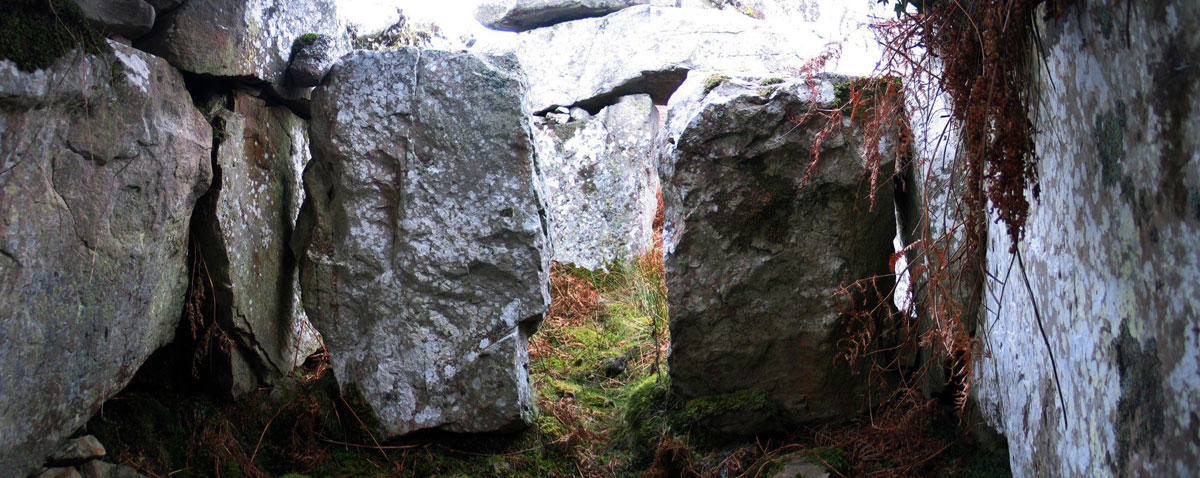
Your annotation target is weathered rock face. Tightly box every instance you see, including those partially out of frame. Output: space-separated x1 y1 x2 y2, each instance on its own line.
137 0 349 87
533 94 658 270
299 48 550 437
75 0 156 39
476 0 646 32
972 1 1200 476
0 43 212 476
191 91 315 396
515 5 830 113
660 73 898 432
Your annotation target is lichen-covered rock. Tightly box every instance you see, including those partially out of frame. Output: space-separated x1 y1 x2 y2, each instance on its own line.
298 48 550 437
972 1 1200 475
476 0 646 32
75 0 156 39
515 5 828 113
191 92 316 396
0 42 212 476
533 94 658 270
137 0 349 87
287 34 338 87
660 72 898 432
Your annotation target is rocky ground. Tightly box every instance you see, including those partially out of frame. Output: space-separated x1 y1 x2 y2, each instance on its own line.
80 205 1010 477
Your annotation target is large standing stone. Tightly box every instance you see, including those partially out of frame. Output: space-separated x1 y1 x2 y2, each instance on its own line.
191 91 316 396
476 0 647 32
137 0 349 88
533 94 658 270
660 72 898 432
515 5 835 113
0 42 212 476
298 48 550 437
972 1 1200 475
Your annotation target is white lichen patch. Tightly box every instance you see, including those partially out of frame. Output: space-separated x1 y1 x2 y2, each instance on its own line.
111 45 150 93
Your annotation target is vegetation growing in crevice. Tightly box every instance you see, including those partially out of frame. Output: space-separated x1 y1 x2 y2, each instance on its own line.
353 10 443 50
182 235 235 383
0 0 106 71
706 0 766 19
824 0 1055 411
291 33 322 56
701 74 731 95
832 76 904 112
774 1 1054 474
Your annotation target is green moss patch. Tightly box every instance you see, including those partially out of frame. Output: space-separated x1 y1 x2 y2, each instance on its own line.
679 388 774 424
620 376 679 464
291 33 321 55
703 74 731 95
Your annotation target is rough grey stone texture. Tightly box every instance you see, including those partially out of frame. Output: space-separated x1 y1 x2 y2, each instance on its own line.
288 34 338 87
47 435 106 465
476 0 646 32
971 1 1200 476
0 42 212 476
192 92 316 396
533 94 659 270
137 0 349 87
660 72 898 431
75 0 156 39
515 5 825 113
299 48 550 437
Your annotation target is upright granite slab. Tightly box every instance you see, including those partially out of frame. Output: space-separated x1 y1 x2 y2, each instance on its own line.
298 48 550 437
660 73 899 433
0 43 212 475
190 92 316 396
533 94 659 270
